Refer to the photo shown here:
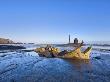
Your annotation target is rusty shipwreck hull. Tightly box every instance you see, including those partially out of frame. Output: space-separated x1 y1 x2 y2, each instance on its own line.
35 45 92 59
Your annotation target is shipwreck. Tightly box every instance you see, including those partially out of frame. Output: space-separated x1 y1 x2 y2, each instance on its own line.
35 44 92 59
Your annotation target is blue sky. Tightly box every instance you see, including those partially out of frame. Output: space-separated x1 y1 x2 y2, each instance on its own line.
0 0 110 43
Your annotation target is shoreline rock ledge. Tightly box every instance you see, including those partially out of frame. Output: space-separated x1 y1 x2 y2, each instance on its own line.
0 38 26 50
0 38 14 44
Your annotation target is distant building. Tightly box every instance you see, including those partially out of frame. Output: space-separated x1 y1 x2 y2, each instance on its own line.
81 40 84 44
57 35 84 47
74 38 78 44
69 36 84 46
68 35 79 44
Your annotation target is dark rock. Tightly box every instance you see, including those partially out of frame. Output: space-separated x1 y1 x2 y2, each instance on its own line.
0 45 26 50
94 56 101 60
0 38 14 44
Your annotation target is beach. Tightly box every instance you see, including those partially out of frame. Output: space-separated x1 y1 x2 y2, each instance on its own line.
0 44 110 82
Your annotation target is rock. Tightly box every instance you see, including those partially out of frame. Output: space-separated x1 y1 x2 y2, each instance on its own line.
94 56 101 60
0 45 26 50
0 38 14 44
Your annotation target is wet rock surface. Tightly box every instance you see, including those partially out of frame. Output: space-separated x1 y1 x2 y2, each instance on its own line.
0 45 26 50
0 49 110 82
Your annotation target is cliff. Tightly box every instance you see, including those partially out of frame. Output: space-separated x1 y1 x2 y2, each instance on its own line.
0 38 14 44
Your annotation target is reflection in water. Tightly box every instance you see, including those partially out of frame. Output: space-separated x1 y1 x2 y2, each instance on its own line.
63 59 91 70
62 59 93 81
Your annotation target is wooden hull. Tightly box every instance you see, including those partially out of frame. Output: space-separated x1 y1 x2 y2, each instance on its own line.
59 46 92 59
35 46 92 59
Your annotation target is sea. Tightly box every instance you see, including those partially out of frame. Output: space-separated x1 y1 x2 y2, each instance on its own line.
0 44 110 82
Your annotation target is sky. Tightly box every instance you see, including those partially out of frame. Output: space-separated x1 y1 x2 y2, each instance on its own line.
0 0 110 43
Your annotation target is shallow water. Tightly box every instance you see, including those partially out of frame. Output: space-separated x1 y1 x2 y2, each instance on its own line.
0 45 110 82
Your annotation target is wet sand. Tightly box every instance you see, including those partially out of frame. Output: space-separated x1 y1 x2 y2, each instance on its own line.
0 50 110 82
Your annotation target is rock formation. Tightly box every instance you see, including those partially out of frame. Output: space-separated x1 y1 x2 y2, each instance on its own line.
0 38 14 44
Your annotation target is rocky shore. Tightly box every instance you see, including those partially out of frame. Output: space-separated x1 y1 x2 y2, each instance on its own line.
0 45 26 50
0 38 14 44
0 38 26 50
